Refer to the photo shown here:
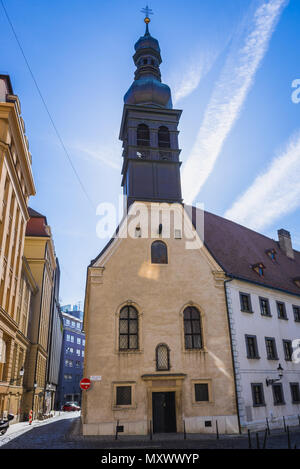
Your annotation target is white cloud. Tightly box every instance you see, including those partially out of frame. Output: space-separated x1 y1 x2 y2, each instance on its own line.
71 137 122 171
224 130 300 231
171 50 220 106
182 0 288 205
293 236 300 251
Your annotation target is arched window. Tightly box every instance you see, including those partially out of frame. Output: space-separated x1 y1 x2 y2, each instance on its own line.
158 126 170 148
137 124 150 147
119 305 138 350
151 241 168 264
183 306 203 350
156 344 170 371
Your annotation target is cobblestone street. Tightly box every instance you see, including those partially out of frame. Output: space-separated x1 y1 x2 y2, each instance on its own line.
1 412 300 450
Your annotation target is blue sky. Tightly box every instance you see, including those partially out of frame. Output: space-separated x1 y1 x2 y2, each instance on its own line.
1 0 299 305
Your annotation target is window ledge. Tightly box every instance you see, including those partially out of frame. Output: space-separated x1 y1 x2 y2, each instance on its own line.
253 404 266 408
261 314 272 318
192 401 214 407
112 405 137 411
117 350 144 355
278 317 288 321
183 348 207 354
0 381 9 386
241 310 253 314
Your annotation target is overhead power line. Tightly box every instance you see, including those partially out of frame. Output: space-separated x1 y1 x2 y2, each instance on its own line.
1 0 96 210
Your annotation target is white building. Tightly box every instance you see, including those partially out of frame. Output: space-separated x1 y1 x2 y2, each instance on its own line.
201 214 300 431
227 279 300 430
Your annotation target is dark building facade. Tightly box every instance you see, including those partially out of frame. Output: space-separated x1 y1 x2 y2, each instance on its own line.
56 308 85 408
44 259 63 412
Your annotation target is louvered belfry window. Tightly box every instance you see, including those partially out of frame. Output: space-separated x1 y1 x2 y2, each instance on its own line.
156 344 170 371
158 126 170 148
183 306 203 350
137 124 150 147
119 306 138 350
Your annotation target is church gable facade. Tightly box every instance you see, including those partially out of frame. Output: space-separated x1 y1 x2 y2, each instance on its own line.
82 202 239 435
82 13 300 436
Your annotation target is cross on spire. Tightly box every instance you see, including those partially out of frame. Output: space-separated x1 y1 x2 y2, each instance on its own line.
141 5 153 21
141 5 153 35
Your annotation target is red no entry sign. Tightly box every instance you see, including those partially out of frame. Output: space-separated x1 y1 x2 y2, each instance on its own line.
80 378 91 390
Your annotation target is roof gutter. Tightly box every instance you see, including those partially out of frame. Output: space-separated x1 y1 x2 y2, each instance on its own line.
224 277 242 434
225 273 300 299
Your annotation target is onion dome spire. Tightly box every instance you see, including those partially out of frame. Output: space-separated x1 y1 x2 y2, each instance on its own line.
123 6 173 109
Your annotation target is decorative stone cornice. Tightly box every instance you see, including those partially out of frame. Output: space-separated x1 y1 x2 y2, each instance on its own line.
22 256 38 294
0 103 35 197
141 373 186 381
0 306 19 332
89 267 105 285
212 270 227 287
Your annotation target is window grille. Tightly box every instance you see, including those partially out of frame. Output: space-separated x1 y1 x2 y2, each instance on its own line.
116 386 132 405
194 383 209 402
156 344 170 371
119 306 138 350
183 306 202 350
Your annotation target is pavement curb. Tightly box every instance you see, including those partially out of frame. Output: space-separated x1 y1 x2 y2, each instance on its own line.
65 417 83 441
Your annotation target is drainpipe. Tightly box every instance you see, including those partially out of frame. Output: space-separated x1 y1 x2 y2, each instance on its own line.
224 277 242 434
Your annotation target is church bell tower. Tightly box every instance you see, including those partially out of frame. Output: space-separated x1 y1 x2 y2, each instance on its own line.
119 10 183 208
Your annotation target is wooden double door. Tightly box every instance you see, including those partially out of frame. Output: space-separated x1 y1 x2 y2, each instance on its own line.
152 392 177 433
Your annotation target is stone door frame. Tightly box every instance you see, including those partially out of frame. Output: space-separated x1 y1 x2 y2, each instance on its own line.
141 373 186 434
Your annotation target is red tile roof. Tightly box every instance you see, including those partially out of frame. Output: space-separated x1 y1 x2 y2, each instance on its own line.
26 207 49 237
189 206 300 297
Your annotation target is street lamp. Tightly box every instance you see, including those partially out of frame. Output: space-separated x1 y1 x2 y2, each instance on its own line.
266 364 284 386
9 366 25 385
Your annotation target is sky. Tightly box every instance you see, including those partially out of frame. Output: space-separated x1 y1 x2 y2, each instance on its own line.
1 0 299 306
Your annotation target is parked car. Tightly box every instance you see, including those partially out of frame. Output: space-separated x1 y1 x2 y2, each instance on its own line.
0 414 14 435
62 402 80 412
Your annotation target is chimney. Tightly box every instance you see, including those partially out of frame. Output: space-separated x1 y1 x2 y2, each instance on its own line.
0 75 13 102
278 229 294 259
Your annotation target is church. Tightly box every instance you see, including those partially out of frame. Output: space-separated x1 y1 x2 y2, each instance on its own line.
82 14 239 436
82 14 300 435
